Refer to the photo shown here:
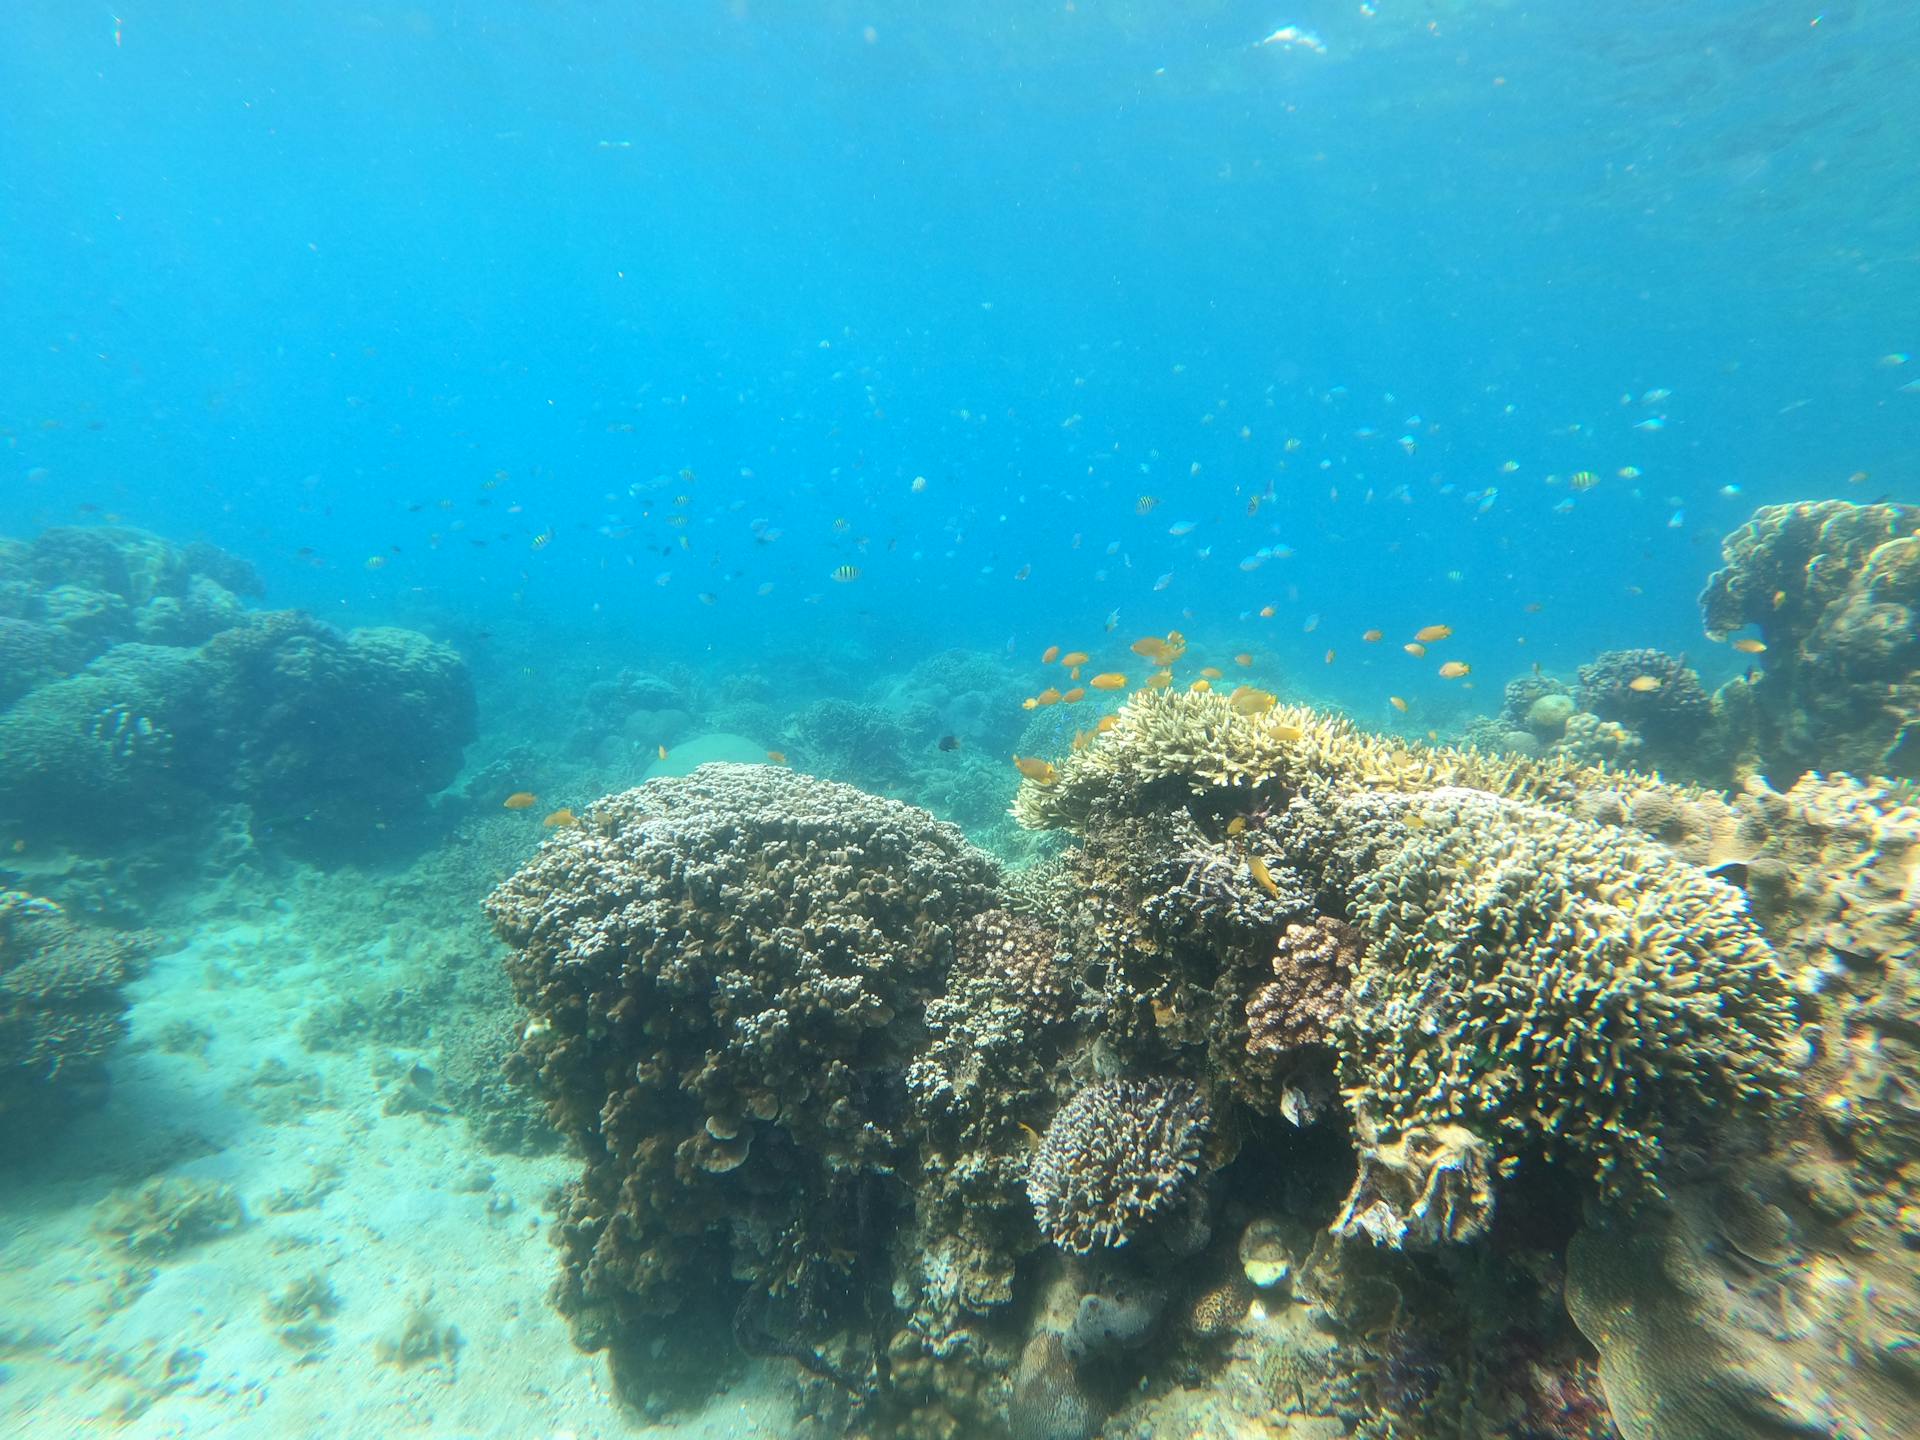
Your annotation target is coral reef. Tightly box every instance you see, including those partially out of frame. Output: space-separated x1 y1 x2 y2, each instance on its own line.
0 889 158 1128
1701 498 1920 779
487 762 1000 1409
1025 1079 1212 1255
0 526 475 867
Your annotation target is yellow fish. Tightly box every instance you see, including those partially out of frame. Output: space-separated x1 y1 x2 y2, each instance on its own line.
1324 648 1337 665
1226 816 1247 837
1259 605 1277 618
1013 755 1058 785
1362 629 1383 643
1228 686 1276 716
1200 666 1224 680
1404 642 1427 657
1144 669 1173 690
1389 696 1409 713
1233 653 1253 667
1042 645 1061 664
1096 714 1120 734
1189 678 1212 693
542 807 579 828
1089 672 1128 690
1414 624 1453 644
1438 660 1471 679
1035 687 1062 706
1627 675 1662 693
766 750 789 764
1271 723 1304 743
503 791 538 810
1248 853 1282 901
1060 651 1090 667
1569 471 1600 491
657 744 670 760
1062 687 1086 703
1731 637 1767 654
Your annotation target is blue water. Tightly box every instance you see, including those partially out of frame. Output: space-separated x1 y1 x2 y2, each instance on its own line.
6 1 1915 724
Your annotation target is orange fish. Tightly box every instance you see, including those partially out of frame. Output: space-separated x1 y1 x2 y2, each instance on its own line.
1731 637 1767 654
1035 688 1062 706
1403 642 1427 658
1233 653 1253 667
1062 687 1086 703
1438 661 1471 679
542 807 579 828
1414 624 1453 644
766 750 789 764
1362 629 1383 643
1013 755 1058 785
1389 696 1409 713
503 791 539 810
1060 651 1089 667
1042 644 1061 664
1089 672 1128 690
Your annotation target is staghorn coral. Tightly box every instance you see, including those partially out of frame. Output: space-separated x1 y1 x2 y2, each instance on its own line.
1316 785 1797 1206
486 762 1000 1407
1025 1078 1211 1254
1700 499 1920 780
0 890 158 1128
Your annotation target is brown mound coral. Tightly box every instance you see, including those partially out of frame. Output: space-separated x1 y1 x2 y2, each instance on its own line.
1026 1078 1212 1254
1245 917 1360 1059
486 762 1000 1402
1700 499 1920 780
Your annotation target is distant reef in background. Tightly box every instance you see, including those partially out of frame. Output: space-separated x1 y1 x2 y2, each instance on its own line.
0 526 475 901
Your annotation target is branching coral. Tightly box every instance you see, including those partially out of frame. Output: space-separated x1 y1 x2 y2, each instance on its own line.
1319 786 1797 1204
1025 1078 1211 1254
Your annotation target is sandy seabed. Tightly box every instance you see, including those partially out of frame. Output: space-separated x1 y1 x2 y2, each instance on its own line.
0 897 797 1440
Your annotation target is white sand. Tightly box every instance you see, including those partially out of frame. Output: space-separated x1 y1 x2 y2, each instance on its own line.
0 898 797 1440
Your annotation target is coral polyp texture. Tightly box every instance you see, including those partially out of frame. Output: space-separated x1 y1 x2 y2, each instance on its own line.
1700 498 1920 780
485 762 1001 1404
1024 1078 1212 1254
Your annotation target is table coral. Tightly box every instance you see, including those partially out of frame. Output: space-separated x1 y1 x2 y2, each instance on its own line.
486 762 1000 1406
0 890 158 1128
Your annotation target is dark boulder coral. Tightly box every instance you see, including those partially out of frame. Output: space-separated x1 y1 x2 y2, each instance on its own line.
1700 498 1920 780
0 553 474 858
485 762 1001 1404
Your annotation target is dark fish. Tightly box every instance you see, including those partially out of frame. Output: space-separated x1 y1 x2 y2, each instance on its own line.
938 735 961 752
